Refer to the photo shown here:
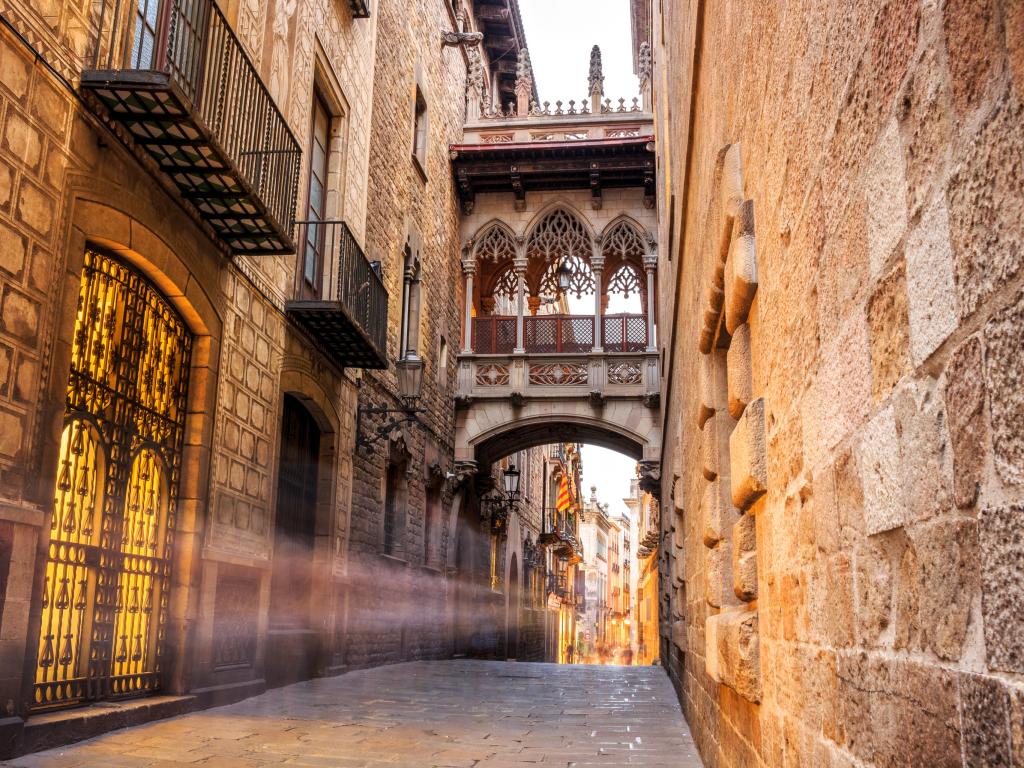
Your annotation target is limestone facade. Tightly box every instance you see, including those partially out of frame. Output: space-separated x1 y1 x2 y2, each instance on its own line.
0 0 521 754
650 0 1024 765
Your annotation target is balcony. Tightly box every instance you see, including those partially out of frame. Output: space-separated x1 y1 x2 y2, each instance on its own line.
286 221 388 368
81 0 300 254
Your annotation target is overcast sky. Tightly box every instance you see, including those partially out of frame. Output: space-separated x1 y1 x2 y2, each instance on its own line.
518 0 640 109
518 0 641 516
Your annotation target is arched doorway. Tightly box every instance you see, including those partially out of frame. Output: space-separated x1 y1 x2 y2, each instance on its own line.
267 395 321 687
33 248 192 710
507 553 520 660
453 501 479 657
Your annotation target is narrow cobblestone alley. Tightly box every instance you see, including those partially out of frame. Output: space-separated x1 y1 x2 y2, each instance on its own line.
3 662 702 768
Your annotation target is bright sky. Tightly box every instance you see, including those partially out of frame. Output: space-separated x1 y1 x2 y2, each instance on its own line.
518 0 640 517
518 0 640 108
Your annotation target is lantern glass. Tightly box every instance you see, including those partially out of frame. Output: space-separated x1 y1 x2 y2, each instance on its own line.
503 464 521 500
557 261 572 292
395 356 423 404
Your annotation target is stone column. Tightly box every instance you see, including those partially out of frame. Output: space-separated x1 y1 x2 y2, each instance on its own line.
644 250 657 352
462 256 476 353
591 251 605 353
514 255 527 354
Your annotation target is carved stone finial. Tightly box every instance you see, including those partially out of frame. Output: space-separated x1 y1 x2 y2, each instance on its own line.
638 41 653 111
466 47 484 120
638 41 652 89
588 44 604 103
515 50 533 117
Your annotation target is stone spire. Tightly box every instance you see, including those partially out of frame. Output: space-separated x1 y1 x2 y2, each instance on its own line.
588 44 604 109
637 41 652 111
515 48 533 116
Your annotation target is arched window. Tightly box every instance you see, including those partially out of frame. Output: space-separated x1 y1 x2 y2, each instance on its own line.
474 223 517 264
35 248 192 709
527 208 591 264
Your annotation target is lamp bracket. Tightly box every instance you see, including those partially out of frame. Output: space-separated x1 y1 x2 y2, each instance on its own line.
356 402 427 452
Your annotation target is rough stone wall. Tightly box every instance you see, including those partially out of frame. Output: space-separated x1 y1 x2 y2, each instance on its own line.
655 0 1024 765
343 0 467 667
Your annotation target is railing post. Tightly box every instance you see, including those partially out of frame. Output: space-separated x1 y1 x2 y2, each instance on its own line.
513 252 527 354
644 248 658 352
461 251 476 353
591 250 604 353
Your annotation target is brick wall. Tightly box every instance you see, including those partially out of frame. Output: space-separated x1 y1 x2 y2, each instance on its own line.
654 0 1024 765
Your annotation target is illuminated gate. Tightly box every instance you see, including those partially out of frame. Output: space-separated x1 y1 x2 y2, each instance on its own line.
33 249 192 710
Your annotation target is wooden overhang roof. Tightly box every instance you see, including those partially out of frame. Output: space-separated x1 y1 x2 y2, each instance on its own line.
449 134 656 213
473 0 532 107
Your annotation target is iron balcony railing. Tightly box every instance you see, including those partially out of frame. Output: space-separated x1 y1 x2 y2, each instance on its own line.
470 313 647 354
293 220 388 357
87 0 301 250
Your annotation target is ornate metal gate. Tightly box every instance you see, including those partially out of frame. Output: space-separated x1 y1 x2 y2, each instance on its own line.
33 249 192 710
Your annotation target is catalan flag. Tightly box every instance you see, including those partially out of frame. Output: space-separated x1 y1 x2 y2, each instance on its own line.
556 472 572 513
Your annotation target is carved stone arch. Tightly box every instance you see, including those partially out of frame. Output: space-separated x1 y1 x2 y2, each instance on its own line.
471 220 519 263
525 204 597 300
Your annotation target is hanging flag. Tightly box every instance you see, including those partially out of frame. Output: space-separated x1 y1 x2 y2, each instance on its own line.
556 472 571 513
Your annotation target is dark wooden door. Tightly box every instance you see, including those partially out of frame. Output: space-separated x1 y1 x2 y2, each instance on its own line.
269 395 320 629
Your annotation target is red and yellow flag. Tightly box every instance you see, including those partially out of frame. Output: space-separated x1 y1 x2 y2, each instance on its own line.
556 472 571 513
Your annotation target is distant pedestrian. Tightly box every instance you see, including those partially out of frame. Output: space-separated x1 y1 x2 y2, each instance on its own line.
566 644 575 664
623 648 634 665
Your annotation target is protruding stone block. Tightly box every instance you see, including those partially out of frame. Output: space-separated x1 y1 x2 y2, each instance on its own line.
715 608 761 703
856 402 903 535
705 614 722 682
705 543 735 609
724 200 757 334
945 336 986 508
703 410 735 483
732 513 757 602
729 397 766 510
727 323 752 419
701 414 717 481
979 503 1024 673
698 352 716 427
720 142 744 221
984 288 1024 486
703 478 739 548
905 200 957 366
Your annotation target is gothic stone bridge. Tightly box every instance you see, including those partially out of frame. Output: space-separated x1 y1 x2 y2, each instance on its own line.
450 92 662 479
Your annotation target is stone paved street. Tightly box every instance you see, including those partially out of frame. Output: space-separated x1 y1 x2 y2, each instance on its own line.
4 661 702 767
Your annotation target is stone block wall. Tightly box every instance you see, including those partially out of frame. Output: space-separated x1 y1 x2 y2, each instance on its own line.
0 0 471 743
654 0 1024 765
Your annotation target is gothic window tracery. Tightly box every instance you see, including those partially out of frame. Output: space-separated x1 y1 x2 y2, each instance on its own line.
538 253 595 299
606 263 643 299
491 264 519 312
527 208 591 265
474 224 517 264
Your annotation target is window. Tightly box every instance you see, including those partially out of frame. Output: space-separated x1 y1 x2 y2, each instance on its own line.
436 335 448 387
399 239 422 359
300 92 331 298
412 86 428 172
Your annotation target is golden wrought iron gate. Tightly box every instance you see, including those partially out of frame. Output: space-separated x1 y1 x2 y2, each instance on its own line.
33 249 192 710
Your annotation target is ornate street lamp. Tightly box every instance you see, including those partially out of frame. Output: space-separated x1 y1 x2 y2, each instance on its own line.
556 259 572 295
356 356 427 451
502 464 521 503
